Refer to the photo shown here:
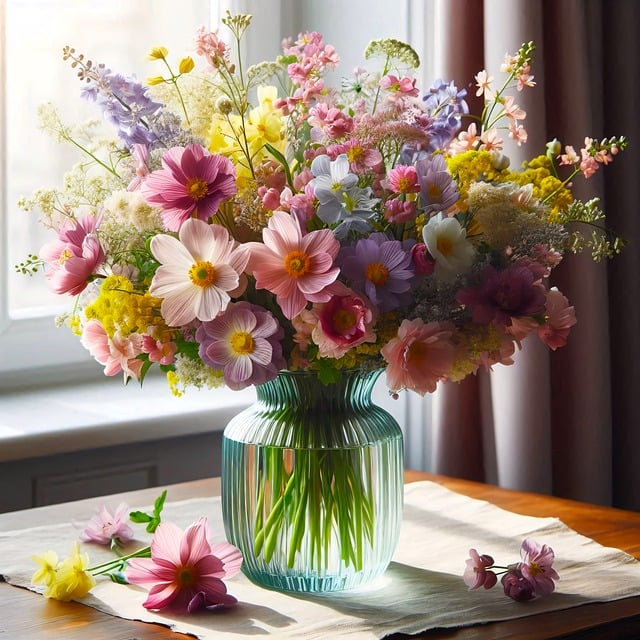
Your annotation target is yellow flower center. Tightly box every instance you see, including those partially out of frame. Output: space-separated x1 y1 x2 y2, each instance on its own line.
59 248 73 265
333 309 356 333
528 561 543 577
428 184 442 201
189 261 216 288
186 177 209 201
436 236 453 257
347 146 364 163
230 331 255 355
284 250 310 278
364 262 389 286
397 177 412 193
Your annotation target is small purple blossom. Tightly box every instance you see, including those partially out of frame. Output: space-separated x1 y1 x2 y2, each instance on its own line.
339 233 415 312
463 548 498 590
415 154 459 213
501 566 536 601
79 502 134 546
519 538 559 597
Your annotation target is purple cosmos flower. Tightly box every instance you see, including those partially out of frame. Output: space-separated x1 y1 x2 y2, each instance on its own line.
339 232 415 312
456 262 547 328
196 301 286 390
519 538 559 598
142 144 237 231
415 154 459 213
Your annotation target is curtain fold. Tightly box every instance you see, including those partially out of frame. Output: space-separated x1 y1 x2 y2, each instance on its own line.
424 0 638 508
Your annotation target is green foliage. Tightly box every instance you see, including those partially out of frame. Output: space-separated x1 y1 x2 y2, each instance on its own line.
129 489 167 533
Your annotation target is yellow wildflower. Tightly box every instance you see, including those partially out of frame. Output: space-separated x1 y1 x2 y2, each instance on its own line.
31 550 59 587
147 46 168 60
178 56 195 74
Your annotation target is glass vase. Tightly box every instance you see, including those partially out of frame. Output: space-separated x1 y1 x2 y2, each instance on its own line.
221 368 404 593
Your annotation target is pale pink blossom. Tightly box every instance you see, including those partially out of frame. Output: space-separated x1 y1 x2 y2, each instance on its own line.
127 144 150 191
519 538 559 598
39 215 105 296
508 122 528 146
381 318 455 395
516 64 536 91
474 70 494 98
537 287 577 350
559 145 579 166
449 123 480 154
380 74 419 103
464 548 498 590
124 517 242 613
502 95 526 121
480 127 504 151
79 503 134 546
142 335 178 365
81 320 144 380
149 219 249 327
243 211 341 320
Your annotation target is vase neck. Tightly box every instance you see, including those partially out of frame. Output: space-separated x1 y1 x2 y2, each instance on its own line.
256 369 382 413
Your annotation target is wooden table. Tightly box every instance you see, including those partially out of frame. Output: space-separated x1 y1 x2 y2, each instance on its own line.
2 471 640 639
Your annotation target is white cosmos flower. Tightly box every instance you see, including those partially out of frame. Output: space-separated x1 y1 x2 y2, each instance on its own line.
422 215 475 282
149 218 248 327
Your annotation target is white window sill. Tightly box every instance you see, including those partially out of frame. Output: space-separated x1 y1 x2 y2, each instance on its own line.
0 376 255 463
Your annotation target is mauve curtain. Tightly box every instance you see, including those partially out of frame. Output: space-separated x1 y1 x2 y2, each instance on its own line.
424 0 640 509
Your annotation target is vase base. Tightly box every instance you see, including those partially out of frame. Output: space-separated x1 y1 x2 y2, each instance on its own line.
241 563 390 593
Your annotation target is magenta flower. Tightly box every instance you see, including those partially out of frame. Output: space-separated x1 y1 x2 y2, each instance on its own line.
339 233 415 312
501 567 536 602
124 517 242 613
381 318 455 395
79 503 134 546
39 215 105 296
142 144 237 231
463 549 498 590
312 292 376 359
196 301 286 390
243 211 341 320
519 538 559 598
456 262 547 329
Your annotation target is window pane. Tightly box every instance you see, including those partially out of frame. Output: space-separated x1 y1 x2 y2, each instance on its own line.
5 0 212 316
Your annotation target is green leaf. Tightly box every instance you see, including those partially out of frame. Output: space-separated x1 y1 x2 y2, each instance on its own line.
129 511 152 524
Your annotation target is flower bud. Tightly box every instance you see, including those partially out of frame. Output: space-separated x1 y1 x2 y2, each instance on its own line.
147 46 168 61
146 75 165 86
215 96 233 115
178 56 195 74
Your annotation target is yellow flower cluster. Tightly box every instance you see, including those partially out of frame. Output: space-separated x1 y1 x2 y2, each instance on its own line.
504 156 573 221
83 275 163 338
446 150 509 209
207 86 286 190
449 323 511 382
31 543 96 601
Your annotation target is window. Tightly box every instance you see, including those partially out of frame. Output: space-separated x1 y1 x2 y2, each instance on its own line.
0 0 214 384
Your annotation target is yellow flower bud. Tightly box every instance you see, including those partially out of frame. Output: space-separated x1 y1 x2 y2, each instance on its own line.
147 46 168 60
178 56 195 74
146 75 166 86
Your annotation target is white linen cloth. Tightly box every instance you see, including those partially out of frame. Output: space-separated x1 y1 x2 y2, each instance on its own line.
2 481 640 639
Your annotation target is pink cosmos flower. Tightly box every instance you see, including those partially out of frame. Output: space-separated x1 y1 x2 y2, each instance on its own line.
312 292 376 359
81 320 144 380
79 502 134 546
149 219 249 327
381 318 455 395
243 211 341 320
463 548 498 590
142 144 237 231
124 517 242 613
384 165 420 194
519 538 559 598
39 215 105 296
537 287 577 350
196 301 286 390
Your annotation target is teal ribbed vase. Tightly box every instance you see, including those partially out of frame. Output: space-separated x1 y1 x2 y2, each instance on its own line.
221 369 404 593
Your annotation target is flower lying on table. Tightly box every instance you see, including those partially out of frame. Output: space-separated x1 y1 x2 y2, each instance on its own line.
464 538 559 601
30 492 243 613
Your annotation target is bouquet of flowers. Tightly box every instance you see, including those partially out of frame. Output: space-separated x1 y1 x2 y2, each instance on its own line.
18 11 625 398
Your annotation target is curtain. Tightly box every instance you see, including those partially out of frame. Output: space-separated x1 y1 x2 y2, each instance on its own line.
425 0 640 509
